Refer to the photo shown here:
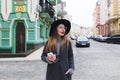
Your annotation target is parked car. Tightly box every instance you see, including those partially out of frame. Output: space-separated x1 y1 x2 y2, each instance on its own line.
97 35 108 42
92 34 99 40
92 34 108 42
99 36 108 42
106 34 120 43
70 35 77 40
86 35 92 39
76 36 90 47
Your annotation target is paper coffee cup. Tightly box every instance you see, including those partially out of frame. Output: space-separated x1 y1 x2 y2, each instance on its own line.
47 52 54 56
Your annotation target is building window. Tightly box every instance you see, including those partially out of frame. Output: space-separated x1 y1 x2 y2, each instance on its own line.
0 29 1 46
14 0 26 2
40 25 43 38
0 0 1 13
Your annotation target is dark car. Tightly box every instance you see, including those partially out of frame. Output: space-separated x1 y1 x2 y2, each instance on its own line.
76 36 90 47
106 34 120 43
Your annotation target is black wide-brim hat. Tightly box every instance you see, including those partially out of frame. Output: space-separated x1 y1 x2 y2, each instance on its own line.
49 19 71 36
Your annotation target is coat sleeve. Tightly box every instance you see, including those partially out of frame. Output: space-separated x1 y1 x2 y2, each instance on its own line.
41 42 53 64
68 42 75 70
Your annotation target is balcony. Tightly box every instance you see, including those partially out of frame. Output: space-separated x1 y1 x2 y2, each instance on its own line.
39 0 55 22
108 15 120 22
49 0 61 5
110 30 120 34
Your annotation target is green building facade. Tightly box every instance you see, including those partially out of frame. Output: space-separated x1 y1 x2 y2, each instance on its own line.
0 0 58 55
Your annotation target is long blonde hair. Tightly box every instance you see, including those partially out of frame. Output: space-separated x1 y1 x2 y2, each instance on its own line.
45 35 70 53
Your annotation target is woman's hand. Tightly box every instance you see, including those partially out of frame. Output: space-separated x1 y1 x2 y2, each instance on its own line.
65 68 74 75
47 53 56 62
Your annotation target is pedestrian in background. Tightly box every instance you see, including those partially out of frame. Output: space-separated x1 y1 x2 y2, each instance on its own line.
41 19 74 80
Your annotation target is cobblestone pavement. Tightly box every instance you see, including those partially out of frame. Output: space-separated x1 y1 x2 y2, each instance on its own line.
73 40 120 80
0 60 46 80
0 40 120 80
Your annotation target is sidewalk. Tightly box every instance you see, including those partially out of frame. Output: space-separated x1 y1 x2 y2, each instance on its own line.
0 47 44 61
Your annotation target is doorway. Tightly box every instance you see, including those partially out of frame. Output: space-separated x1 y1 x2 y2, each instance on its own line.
16 22 25 53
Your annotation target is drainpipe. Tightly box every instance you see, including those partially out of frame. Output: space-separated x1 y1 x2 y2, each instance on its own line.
43 0 46 12
55 0 58 19
35 13 38 41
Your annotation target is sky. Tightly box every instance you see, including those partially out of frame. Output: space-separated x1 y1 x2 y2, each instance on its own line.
63 0 98 27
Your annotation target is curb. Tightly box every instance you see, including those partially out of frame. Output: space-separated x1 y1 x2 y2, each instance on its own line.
0 47 44 61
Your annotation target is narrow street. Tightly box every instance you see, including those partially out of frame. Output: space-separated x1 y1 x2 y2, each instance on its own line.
0 0 120 80
0 40 120 80
73 40 120 80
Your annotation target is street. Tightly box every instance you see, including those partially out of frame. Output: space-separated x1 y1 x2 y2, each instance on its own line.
0 40 120 80
73 40 120 80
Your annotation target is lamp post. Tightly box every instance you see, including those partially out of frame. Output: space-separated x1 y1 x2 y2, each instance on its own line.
80 26 83 36
55 0 58 20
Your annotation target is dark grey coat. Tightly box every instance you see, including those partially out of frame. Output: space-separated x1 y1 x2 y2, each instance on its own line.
41 41 74 80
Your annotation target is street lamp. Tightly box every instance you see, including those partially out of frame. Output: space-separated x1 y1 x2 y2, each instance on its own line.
80 26 83 36
55 0 58 20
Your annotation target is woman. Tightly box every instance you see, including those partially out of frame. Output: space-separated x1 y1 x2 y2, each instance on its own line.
41 19 74 80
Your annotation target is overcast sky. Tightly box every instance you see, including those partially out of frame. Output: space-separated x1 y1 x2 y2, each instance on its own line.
63 0 98 27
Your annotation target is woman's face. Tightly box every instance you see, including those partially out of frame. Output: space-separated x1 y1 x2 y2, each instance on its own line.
57 24 67 36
